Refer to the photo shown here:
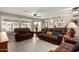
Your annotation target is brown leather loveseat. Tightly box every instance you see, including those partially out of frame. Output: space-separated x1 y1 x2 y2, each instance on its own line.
14 28 33 41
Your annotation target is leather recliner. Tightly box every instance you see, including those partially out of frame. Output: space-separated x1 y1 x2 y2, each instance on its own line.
14 28 33 41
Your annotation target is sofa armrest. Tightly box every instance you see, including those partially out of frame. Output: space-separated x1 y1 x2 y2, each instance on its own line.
57 35 63 39
64 38 78 45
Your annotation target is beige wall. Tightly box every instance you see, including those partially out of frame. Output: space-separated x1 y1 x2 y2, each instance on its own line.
43 16 73 28
0 16 1 32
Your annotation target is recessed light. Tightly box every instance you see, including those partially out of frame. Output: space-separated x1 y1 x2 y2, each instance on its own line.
25 10 28 12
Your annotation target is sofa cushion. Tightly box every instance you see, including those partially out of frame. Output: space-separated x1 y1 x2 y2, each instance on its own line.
41 28 48 33
14 28 30 34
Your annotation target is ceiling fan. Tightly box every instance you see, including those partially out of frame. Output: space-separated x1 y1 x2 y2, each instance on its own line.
33 11 41 18
25 9 41 18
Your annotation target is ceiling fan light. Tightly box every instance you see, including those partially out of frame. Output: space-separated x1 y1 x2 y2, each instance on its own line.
25 10 28 12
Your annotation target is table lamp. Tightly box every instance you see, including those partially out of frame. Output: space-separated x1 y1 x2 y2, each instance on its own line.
67 22 78 28
66 22 78 38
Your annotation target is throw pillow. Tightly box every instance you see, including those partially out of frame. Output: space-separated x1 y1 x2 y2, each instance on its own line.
47 31 52 35
52 32 61 36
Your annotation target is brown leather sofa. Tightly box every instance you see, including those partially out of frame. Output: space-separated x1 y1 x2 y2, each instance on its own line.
14 28 33 41
50 38 78 52
38 34 63 45
37 28 65 45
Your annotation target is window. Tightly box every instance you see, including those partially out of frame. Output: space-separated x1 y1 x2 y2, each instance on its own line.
2 20 12 32
27 23 31 29
21 22 27 28
13 21 19 30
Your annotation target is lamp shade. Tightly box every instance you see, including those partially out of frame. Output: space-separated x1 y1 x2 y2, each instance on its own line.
67 22 78 28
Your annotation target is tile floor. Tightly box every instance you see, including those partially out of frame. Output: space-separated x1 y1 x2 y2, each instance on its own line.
7 33 59 52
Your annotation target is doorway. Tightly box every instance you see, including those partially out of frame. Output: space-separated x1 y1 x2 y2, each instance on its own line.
33 21 42 32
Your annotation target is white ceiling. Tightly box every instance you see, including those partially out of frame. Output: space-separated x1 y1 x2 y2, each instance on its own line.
0 7 73 19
